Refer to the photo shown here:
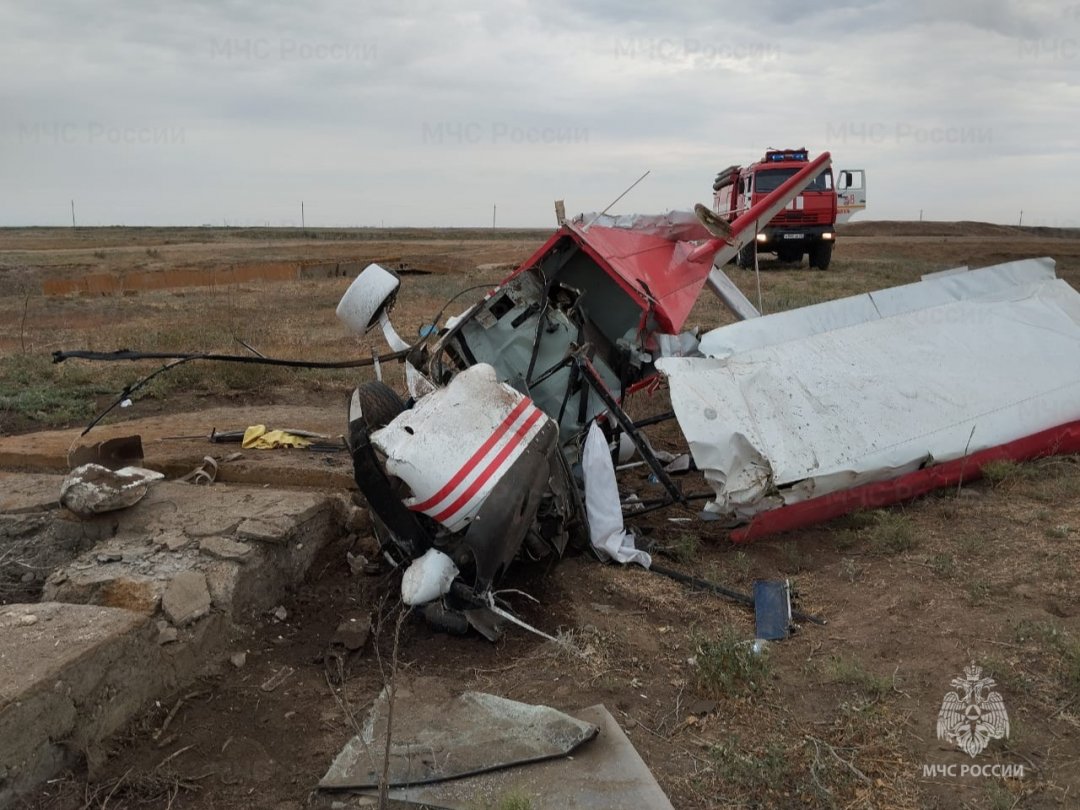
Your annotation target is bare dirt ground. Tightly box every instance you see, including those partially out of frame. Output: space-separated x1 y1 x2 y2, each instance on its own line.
3 223 1080 809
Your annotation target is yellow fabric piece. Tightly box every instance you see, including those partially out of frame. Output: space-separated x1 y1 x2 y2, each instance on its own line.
241 424 313 450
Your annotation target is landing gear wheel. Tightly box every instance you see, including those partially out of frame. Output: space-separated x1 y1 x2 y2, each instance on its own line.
809 241 833 270
736 242 756 269
350 380 406 431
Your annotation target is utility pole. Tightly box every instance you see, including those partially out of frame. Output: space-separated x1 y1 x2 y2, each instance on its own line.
301 201 306 230
492 204 496 228
70 200 76 228
1018 210 1023 227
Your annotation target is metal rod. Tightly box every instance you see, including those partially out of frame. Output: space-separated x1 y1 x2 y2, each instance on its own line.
80 357 196 436
632 410 676 429
234 338 266 358
583 170 650 230
623 491 713 518
571 348 683 503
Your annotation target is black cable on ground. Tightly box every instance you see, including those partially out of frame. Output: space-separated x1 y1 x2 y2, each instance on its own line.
53 347 409 368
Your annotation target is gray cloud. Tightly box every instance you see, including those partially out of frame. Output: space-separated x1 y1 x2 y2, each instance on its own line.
1 0 1075 226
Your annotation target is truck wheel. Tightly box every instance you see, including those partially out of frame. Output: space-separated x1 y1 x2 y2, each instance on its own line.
350 380 406 431
736 243 755 269
809 241 833 271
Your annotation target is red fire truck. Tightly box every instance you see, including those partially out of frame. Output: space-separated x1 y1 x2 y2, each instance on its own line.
713 148 865 270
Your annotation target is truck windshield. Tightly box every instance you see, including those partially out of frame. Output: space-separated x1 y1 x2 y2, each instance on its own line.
755 169 832 193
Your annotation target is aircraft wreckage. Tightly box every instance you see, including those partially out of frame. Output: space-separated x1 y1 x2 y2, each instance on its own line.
55 152 1080 637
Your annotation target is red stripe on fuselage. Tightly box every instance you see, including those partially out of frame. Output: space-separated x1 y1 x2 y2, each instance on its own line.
432 407 545 524
409 398 532 513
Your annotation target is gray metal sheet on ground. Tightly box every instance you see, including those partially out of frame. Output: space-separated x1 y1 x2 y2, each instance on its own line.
368 704 674 810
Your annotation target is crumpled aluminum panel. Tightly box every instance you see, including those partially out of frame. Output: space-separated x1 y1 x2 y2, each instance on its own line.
319 677 598 789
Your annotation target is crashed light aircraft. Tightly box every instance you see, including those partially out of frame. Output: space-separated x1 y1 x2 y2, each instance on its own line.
337 151 1080 634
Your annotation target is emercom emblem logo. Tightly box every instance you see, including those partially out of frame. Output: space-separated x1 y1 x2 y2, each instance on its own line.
936 662 1010 757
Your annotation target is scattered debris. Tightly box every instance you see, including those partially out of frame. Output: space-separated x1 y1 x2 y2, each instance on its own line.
753 580 793 641
178 455 218 485
270 605 288 622
67 435 144 469
59 464 163 517
330 616 371 652
649 563 825 626
230 651 247 669
241 425 315 450
583 422 650 567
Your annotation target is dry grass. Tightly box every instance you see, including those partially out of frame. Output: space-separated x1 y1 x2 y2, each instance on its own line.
6 228 1080 808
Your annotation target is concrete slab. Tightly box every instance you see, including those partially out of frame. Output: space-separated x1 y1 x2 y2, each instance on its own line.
0 470 354 804
0 406 354 489
42 479 344 621
0 603 170 806
0 472 62 514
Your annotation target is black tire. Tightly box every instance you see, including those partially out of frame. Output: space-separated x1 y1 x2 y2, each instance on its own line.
351 380 406 431
809 241 833 270
736 242 756 269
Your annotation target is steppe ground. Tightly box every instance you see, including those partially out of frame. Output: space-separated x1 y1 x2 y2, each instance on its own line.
2 222 1080 809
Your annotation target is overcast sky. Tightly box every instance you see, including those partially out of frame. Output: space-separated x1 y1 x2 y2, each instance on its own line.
1 0 1076 227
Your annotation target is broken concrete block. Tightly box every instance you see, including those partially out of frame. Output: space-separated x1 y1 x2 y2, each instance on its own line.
157 530 191 551
44 569 164 615
162 571 211 626
199 536 253 562
331 616 371 652
237 516 295 544
202 560 242 614
60 464 164 518
230 651 247 669
0 603 164 806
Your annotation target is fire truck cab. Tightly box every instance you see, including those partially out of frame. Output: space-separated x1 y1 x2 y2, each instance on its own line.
713 148 865 271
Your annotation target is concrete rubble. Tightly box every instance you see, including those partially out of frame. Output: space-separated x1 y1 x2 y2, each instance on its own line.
0 469 347 806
